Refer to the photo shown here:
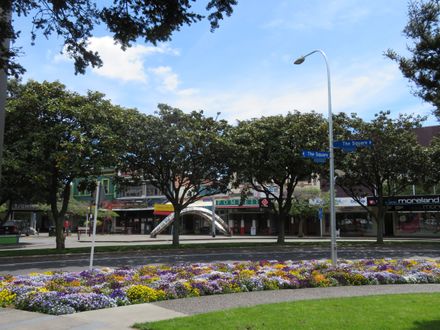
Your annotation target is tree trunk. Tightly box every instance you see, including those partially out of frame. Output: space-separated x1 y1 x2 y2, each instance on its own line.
277 213 286 244
172 209 181 247
298 217 304 237
376 205 385 244
50 180 71 250
55 216 65 250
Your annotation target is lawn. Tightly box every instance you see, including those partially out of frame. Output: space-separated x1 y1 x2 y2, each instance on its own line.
134 293 440 330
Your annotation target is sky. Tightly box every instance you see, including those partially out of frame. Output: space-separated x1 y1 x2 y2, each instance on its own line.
11 0 438 125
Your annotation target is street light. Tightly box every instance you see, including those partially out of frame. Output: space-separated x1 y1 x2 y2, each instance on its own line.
294 49 337 266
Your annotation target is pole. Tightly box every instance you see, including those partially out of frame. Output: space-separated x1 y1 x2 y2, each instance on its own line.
212 197 216 237
294 49 337 265
89 181 100 270
0 7 11 184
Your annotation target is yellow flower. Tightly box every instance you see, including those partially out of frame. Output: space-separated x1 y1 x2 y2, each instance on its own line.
0 289 16 307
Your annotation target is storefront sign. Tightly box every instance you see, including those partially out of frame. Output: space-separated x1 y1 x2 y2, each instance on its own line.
258 198 273 208
153 203 174 215
215 198 259 208
367 195 440 211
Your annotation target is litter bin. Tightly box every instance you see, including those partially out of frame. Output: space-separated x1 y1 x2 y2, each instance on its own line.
250 226 256 236
48 226 56 237
49 226 65 236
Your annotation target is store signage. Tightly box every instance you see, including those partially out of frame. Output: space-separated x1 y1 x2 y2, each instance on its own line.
153 203 174 215
215 198 259 208
367 195 440 211
258 198 273 208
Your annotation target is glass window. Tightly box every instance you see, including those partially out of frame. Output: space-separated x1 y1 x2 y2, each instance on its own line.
102 179 110 194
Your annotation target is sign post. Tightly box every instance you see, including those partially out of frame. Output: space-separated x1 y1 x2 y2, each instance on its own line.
211 197 216 238
89 181 100 270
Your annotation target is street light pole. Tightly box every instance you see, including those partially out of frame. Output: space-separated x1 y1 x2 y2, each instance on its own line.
294 49 337 266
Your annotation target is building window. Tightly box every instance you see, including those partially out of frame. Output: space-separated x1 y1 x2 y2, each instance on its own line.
118 185 143 198
102 179 110 194
146 184 161 196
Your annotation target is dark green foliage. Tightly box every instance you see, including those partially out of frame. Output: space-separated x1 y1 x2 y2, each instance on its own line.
334 111 428 243
119 104 234 246
1 0 237 76
232 112 327 243
3 80 126 249
386 0 440 118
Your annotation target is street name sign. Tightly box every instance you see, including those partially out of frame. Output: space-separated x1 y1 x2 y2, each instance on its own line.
301 150 329 163
333 140 372 152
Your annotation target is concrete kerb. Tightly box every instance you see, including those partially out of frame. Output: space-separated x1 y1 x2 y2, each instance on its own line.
2 284 440 330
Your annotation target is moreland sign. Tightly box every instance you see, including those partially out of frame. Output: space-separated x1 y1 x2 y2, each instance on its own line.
367 195 440 211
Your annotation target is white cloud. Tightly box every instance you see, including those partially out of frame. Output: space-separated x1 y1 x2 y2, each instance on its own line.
150 66 180 91
54 36 179 83
170 61 407 123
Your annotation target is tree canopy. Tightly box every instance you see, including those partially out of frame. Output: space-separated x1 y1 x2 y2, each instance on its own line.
231 111 327 243
4 80 126 249
119 104 234 246
386 0 440 118
334 111 427 243
1 0 237 76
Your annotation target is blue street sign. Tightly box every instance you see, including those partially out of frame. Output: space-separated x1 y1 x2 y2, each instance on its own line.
318 208 323 221
333 140 372 152
301 150 330 159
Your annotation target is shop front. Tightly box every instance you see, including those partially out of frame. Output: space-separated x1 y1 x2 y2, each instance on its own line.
368 195 440 237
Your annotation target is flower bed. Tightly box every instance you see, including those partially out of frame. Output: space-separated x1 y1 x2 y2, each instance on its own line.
1 258 439 315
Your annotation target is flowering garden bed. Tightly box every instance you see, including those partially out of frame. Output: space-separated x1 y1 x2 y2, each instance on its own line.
1 258 439 315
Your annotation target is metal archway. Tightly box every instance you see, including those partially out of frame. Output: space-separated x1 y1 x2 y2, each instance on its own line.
150 206 230 237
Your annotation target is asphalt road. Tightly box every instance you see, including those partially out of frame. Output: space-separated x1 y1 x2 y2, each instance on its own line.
1 244 439 275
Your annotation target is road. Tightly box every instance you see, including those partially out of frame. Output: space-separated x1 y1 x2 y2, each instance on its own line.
1 244 439 275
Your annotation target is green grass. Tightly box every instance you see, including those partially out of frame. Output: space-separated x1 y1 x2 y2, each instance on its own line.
134 293 440 330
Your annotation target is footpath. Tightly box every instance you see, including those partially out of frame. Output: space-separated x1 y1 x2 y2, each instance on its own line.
2 284 440 330
2 232 440 251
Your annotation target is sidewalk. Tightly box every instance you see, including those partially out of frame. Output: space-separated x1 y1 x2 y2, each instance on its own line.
2 233 440 251
2 284 440 330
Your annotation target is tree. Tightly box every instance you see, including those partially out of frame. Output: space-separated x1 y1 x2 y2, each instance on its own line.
0 0 237 211
386 0 440 118
5 80 125 249
290 187 325 238
119 104 234 247
333 111 428 243
232 112 327 244
1 0 238 76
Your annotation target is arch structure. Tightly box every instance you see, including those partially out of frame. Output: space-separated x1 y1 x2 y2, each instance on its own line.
150 206 230 237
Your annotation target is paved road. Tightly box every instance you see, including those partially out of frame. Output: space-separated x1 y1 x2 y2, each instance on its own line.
1 244 439 275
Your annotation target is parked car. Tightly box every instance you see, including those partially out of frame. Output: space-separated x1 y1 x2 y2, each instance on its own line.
0 220 34 236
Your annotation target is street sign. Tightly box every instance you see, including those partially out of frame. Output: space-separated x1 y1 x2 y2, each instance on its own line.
333 140 372 152
302 150 330 158
318 207 323 221
302 150 329 163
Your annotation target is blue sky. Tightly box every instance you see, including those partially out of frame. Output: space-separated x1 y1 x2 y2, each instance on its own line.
12 0 437 125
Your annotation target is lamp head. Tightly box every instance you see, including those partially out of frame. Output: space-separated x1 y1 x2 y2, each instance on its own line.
294 56 305 65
